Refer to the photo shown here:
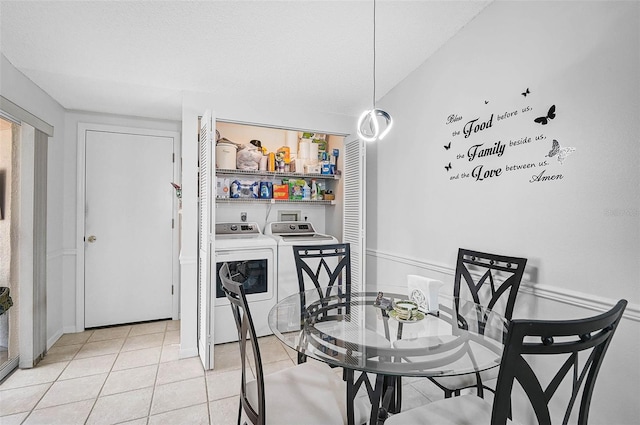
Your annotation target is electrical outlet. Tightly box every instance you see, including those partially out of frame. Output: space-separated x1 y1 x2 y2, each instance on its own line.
240 212 247 222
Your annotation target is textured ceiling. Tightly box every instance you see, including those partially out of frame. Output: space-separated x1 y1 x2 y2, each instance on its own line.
0 1 491 121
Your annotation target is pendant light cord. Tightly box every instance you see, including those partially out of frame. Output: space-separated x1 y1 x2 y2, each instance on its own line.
372 0 377 109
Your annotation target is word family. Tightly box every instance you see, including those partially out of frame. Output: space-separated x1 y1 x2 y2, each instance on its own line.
467 141 506 162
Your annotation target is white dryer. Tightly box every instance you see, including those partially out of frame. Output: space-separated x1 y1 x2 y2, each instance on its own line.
214 222 277 344
264 221 338 302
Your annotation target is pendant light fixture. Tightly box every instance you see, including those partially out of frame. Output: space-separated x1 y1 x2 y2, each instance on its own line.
357 0 393 142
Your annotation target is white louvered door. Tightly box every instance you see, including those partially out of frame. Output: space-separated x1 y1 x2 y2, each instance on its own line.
343 136 366 293
198 110 215 369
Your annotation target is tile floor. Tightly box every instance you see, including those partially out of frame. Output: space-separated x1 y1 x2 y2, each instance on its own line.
0 320 443 425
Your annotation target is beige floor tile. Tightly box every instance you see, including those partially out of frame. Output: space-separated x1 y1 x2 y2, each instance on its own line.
258 358 296 376
117 419 148 425
53 331 93 347
58 353 117 380
39 344 83 365
101 364 157 396
150 376 207 416
0 383 50 416
212 343 242 372
209 396 239 425
86 387 153 425
113 346 162 371
205 368 243 401
397 382 431 411
0 411 29 425
166 320 180 331
155 357 204 386
87 326 132 343
409 376 446 400
148 402 210 425
122 333 165 352
24 399 94 425
75 338 125 359
159 344 180 363
129 321 167 337
163 330 179 345
36 373 107 409
0 361 67 390
253 336 290 365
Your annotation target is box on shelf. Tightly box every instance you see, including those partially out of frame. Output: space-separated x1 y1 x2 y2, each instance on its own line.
216 177 230 198
273 184 289 200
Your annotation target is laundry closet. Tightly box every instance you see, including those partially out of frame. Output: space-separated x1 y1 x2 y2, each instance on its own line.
192 111 366 370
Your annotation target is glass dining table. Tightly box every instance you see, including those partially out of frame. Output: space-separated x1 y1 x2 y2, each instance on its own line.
268 286 509 425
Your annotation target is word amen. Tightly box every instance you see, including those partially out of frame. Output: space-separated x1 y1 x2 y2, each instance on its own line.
472 164 502 181
467 141 505 162
529 169 563 183
463 114 494 138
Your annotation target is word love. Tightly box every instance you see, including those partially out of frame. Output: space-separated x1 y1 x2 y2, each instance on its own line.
471 164 502 182
467 141 506 162
463 114 494 138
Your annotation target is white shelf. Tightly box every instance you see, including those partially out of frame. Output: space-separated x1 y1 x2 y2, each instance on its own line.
216 198 335 205
215 168 340 180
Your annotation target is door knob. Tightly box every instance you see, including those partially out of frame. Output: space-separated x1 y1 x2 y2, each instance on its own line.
87 235 97 243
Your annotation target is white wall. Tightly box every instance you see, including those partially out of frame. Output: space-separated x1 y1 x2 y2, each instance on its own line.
1 54 66 349
366 2 639 424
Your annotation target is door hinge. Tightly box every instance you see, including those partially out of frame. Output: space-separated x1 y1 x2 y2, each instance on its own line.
171 285 174 295
172 218 175 229
172 153 175 163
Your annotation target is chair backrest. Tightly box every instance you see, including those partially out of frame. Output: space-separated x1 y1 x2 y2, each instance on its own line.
454 248 528 321
219 262 266 425
292 243 351 295
492 300 627 425
292 243 351 363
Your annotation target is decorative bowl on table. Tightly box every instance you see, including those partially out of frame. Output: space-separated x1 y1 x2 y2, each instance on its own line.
392 300 419 321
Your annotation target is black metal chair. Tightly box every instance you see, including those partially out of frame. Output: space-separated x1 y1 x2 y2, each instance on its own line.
218 262 370 425
292 243 352 364
429 248 528 398
379 299 628 425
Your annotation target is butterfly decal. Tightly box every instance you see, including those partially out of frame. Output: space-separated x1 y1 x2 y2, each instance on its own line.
546 139 575 164
444 142 451 150
445 162 452 171
522 88 530 97
484 100 489 104
534 105 556 125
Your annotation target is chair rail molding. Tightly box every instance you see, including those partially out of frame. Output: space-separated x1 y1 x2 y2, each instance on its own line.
367 249 640 322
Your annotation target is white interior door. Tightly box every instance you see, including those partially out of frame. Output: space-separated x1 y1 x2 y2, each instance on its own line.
84 129 174 328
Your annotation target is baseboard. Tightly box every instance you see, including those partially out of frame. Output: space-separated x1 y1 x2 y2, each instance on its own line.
179 347 198 359
47 328 64 350
366 249 639 322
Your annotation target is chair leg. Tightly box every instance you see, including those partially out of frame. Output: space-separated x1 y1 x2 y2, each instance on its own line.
237 399 242 425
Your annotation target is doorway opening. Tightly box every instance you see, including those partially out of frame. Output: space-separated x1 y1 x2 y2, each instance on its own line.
0 116 19 381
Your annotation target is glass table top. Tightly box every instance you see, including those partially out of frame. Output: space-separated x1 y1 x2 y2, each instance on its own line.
268 287 508 377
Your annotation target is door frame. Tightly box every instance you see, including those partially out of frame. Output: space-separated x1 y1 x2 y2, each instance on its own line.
75 123 181 331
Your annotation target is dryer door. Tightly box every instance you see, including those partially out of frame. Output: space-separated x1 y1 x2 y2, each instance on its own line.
214 248 276 306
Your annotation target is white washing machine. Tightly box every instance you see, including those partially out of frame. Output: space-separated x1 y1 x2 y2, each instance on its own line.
214 222 277 344
264 221 338 302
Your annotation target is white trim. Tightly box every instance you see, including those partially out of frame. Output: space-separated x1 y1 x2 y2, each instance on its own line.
0 95 54 136
47 249 65 260
366 248 640 322
179 256 197 265
76 123 181 331
47 329 63 350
